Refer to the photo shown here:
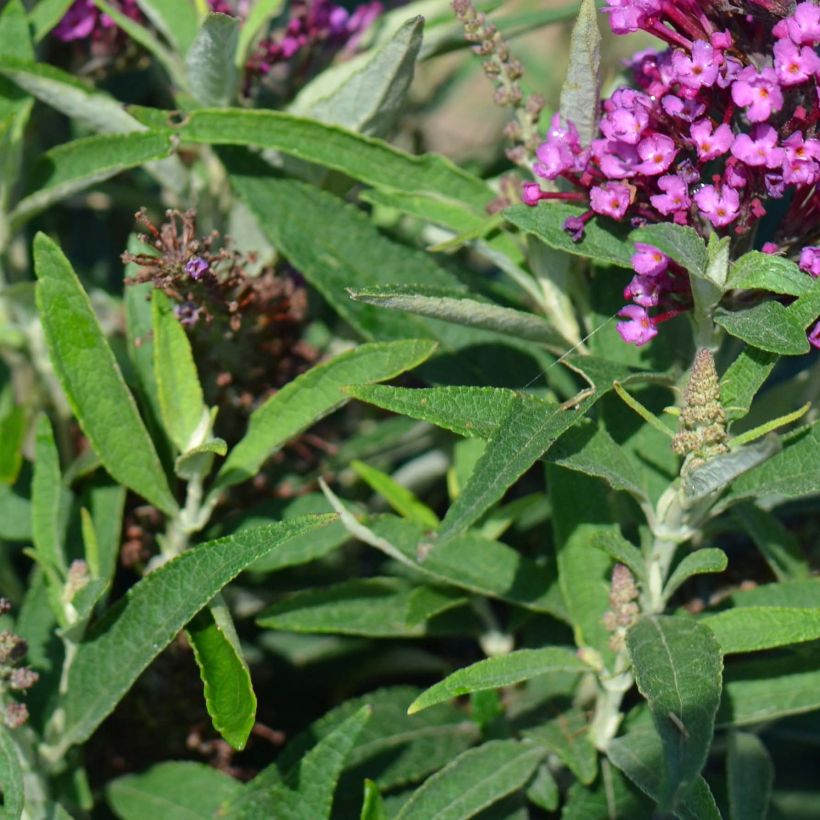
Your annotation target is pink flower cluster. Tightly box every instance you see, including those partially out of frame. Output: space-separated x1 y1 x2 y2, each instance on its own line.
524 0 820 347
53 0 141 42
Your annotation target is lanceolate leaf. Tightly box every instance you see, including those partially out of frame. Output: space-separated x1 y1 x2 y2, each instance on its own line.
47 515 335 756
395 740 544 820
663 549 727 603
559 0 601 145
727 732 773 820
351 461 440 528
408 648 586 714
720 347 778 423
31 415 67 574
702 607 820 654
714 302 809 356
626 616 723 810
0 725 24 820
33 233 177 515
186 13 239 107
214 339 437 492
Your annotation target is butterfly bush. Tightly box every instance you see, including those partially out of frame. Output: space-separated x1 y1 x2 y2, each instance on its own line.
523 0 820 347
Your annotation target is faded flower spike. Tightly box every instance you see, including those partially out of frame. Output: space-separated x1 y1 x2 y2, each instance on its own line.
603 564 640 652
673 349 729 470
0 601 38 730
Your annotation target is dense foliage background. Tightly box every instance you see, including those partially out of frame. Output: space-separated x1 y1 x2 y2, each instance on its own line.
0 0 818 818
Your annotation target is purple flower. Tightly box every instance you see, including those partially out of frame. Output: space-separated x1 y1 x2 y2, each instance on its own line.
694 184 740 227
761 242 779 254
730 124 784 168
624 274 662 307
636 133 677 175
650 174 691 215
690 119 733 162
594 139 640 179
782 133 820 185
780 2 820 47
731 66 784 123
809 320 820 349
602 0 662 35
631 243 669 276
799 246 820 277
661 95 705 122
672 41 720 92
616 305 658 346
185 256 209 280
590 182 632 219
773 38 820 86
53 0 98 41
521 182 544 206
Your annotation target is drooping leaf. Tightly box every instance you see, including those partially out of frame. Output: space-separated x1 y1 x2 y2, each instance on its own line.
727 731 773 820
408 648 587 714
186 12 239 107
106 761 241 820
626 616 723 809
663 549 728 603
733 503 809 581
702 607 820 654
728 251 813 297
34 234 177 515
715 302 810 356
186 599 257 750
559 0 601 145
214 339 437 492
0 725 24 820
394 740 544 820
45 515 335 757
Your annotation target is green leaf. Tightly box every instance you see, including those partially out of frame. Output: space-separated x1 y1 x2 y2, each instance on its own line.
151 289 206 452
519 707 597 785
348 285 568 347
733 503 809 581
702 607 820 654
351 461 439 527
47 515 335 756
562 761 654 820
0 0 32 60
235 0 283 67
663 549 727 602
360 780 388 820
590 530 646 583
727 732 773 820
559 0 600 145
0 725 23 820
31 415 67 574
626 616 723 809
175 438 227 480
504 203 633 268
186 599 256 750
258 578 466 638
229 705 371 819
717 644 820 726
106 761 241 820
607 725 721 820
720 347 778 423
33 233 177 515
0 401 24 485
86 478 126 590
395 740 544 820
291 17 423 137
715 302 810 355
725 579 819 609
11 132 172 227
28 0 75 42
0 483 31 541
215 339 436 491
408 648 586 714
728 252 813 297
631 223 708 278
135 0 200 55
723 422 819 506
186 12 239 107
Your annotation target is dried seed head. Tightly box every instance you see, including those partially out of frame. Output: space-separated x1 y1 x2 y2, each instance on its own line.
4 702 29 729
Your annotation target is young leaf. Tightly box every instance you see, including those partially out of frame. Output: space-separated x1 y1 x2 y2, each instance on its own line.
31 415 67 574
34 234 177 515
728 251 813 296
663 549 727 602
559 0 601 145
360 780 388 820
186 12 239 107
45 515 335 757
590 530 646 583
408 648 587 714
106 760 241 820
733 503 809 581
186 599 257 750
228 705 371 819
395 740 544 820
720 347 778 423
715 302 810 355
214 339 437 491
626 615 723 810
134 0 200 55
0 725 24 820
291 16 423 137
151 289 206 452
702 607 820 654
351 460 440 528
727 732 773 820
86 478 126 591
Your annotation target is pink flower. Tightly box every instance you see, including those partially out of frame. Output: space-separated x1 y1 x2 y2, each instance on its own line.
761 242 779 254
809 320 820 349
690 119 734 161
521 182 544 206
534 141 574 180
594 139 641 179
602 0 662 35
672 41 721 91
661 95 705 122
636 133 677 175
590 182 632 219
799 246 820 277
730 124 784 168
650 174 691 215
782 132 820 185
731 66 784 122
694 184 740 227
773 38 820 86
624 274 662 306
616 305 658 345
631 242 669 276
783 2 820 46
53 0 98 40
600 105 650 145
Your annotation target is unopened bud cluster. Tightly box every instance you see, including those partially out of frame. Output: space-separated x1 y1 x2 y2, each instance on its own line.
0 599 38 729
673 349 729 470
602 564 640 651
453 0 545 166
